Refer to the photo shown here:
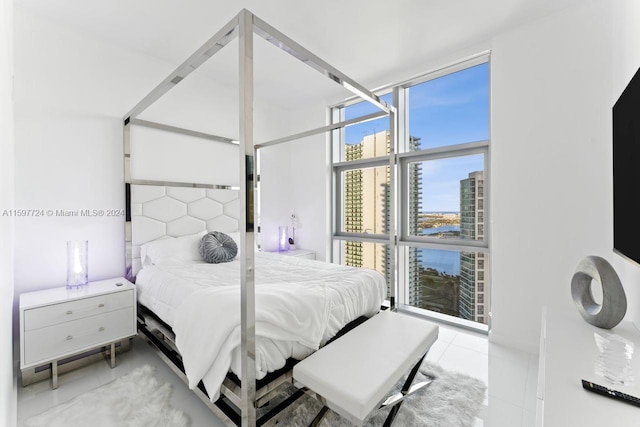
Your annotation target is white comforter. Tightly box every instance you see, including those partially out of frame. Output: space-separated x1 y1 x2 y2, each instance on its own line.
135 252 386 401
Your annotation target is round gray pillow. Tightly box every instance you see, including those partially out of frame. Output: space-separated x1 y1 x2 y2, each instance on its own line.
199 231 238 263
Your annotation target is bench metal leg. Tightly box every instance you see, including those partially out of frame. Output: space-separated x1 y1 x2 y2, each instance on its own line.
381 352 432 426
309 406 329 427
303 350 434 427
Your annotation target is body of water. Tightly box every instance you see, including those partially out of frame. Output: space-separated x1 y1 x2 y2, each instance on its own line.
419 225 461 275
419 248 461 275
422 225 460 235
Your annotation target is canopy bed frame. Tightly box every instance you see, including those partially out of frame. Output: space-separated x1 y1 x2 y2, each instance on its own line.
123 9 398 427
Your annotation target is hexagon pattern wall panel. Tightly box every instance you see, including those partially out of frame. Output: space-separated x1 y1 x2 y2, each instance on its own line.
130 185 239 275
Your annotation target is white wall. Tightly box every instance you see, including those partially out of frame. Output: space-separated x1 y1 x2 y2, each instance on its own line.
14 10 163 299
258 105 329 260
12 9 288 312
288 130 331 261
0 0 16 424
258 141 293 252
129 126 240 187
489 0 640 351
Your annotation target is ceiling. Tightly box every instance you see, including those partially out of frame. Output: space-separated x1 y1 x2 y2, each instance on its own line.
14 0 583 111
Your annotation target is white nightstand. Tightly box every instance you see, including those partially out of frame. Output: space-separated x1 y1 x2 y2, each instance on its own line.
272 249 316 260
20 277 137 388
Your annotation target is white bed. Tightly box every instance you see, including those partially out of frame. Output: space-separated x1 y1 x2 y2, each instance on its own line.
135 237 386 401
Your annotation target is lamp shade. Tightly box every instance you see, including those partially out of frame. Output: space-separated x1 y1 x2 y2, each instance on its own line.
278 226 290 251
67 240 88 289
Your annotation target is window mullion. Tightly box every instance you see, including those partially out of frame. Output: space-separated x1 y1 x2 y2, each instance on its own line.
331 56 490 330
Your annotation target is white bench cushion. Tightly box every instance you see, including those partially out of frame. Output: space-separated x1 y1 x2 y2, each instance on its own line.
293 310 439 424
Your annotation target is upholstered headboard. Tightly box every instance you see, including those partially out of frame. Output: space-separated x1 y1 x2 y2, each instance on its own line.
128 184 239 277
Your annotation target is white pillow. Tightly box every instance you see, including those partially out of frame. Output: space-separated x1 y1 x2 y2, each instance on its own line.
224 231 259 254
227 231 240 247
141 231 206 266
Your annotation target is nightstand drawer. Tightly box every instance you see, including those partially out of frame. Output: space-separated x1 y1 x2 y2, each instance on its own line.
24 290 134 331
23 307 135 367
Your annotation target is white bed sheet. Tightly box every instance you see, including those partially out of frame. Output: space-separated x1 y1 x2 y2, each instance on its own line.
135 251 386 401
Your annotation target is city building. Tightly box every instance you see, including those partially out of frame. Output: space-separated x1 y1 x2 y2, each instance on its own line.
459 171 489 324
344 131 422 300
344 130 389 277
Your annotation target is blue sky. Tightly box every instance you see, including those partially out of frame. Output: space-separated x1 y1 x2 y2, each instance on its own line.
345 63 489 212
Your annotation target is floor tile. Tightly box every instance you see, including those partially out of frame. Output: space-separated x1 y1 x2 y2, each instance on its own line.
434 324 458 343
522 408 537 427
523 354 539 413
488 343 530 407
437 343 489 384
452 330 490 353
425 337 451 363
487 396 524 427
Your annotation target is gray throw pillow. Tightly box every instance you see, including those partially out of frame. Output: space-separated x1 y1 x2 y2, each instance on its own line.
199 231 238 263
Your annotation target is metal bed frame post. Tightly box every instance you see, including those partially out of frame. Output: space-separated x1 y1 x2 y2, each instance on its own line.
238 10 257 427
388 103 398 311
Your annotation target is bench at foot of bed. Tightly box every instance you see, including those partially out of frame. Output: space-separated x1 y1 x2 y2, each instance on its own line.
292 310 439 426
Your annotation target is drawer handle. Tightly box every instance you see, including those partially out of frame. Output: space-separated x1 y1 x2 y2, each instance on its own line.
65 327 106 341
64 303 106 316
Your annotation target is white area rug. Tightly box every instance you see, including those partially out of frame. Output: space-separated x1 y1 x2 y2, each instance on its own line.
265 361 487 427
24 365 189 427
24 361 484 427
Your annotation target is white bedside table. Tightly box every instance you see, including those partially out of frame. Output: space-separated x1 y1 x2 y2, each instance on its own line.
20 277 137 388
271 249 316 260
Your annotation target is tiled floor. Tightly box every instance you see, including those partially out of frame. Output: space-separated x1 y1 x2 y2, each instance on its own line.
16 321 537 427
424 322 538 427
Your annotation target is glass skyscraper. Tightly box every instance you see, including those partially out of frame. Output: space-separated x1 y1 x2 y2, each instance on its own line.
459 171 489 324
343 131 422 299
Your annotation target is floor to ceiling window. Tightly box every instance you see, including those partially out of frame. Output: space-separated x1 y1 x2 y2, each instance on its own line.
332 54 490 330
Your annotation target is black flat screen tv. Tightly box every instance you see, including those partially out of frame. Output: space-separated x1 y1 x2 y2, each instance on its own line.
613 66 640 265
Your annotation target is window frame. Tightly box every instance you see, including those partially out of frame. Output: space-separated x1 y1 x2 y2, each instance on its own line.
398 141 489 251
330 52 491 330
334 156 392 242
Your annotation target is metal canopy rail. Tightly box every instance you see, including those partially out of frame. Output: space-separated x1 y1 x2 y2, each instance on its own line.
123 9 396 427
130 118 238 145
